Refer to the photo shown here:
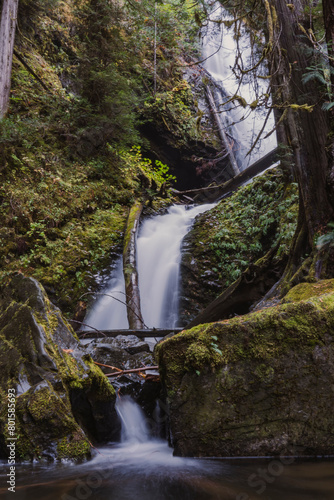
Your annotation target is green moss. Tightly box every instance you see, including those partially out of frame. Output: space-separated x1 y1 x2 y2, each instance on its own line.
57 433 91 461
0 278 115 462
24 385 74 429
66 354 115 400
282 279 334 303
185 343 212 370
123 200 143 278
254 363 275 382
182 168 298 298
157 282 334 378
8 380 91 461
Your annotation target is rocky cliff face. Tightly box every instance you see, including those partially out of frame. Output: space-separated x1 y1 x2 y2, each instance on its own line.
0 275 117 462
157 280 334 457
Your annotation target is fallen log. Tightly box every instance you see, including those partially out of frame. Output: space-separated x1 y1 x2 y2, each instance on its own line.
172 148 279 203
123 200 145 329
78 328 183 339
14 50 50 92
71 319 106 337
185 244 286 328
205 85 240 176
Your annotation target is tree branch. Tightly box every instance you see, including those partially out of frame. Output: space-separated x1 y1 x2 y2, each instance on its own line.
105 365 159 377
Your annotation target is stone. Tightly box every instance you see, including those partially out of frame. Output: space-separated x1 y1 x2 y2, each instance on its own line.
0 275 117 462
156 281 334 457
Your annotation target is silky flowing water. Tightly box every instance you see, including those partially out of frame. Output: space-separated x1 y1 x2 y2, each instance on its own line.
85 203 215 330
201 2 277 169
2 396 334 499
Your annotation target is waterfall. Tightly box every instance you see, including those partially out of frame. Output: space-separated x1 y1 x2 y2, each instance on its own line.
201 2 277 169
116 396 150 443
85 5 276 331
136 204 215 328
85 204 214 330
85 256 129 330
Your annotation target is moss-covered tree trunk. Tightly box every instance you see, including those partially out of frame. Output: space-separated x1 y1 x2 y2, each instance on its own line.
0 0 19 119
267 0 334 289
123 200 145 330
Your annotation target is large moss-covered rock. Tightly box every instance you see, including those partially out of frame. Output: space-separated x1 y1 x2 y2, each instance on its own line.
0 275 116 462
179 168 298 324
156 281 334 457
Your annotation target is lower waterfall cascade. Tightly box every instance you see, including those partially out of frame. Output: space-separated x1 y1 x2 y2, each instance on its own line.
115 396 151 444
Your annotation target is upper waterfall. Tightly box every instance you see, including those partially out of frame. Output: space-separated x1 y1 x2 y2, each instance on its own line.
201 3 277 169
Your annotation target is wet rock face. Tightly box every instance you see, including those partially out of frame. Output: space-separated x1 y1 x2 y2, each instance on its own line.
0 275 116 462
85 335 163 434
157 281 334 457
179 228 221 326
85 335 153 374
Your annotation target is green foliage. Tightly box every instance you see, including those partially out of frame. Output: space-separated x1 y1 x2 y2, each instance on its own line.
316 222 334 250
188 168 299 291
114 145 176 187
143 80 199 144
207 171 298 286
1 0 201 314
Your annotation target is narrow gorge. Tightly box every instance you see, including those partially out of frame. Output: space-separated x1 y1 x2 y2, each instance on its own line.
1 0 334 498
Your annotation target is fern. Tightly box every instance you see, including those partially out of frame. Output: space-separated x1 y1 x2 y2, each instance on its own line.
322 101 334 111
302 68 327 85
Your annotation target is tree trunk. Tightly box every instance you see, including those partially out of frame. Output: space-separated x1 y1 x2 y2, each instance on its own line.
269 0 332 245
205 84 240 176
123 200 145 330
322 0 334 198
0 0 19 119
323 0 334 66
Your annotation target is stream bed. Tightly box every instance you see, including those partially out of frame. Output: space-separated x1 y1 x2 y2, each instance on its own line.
1 452 334 499
2 396 334 499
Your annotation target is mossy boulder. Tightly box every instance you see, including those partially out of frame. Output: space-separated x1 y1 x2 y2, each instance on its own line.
156 281 334 457
0 275 116 462
179 168 298 324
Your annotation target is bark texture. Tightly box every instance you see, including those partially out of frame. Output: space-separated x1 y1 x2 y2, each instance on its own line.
269 0 332 242
0 0 19 118
123 200 145 330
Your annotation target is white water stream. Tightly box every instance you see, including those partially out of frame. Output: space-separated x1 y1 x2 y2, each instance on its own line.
116 396 150 444
85 256 128 330
137 203 214 328
85 5 277 331
201 2 277 169
85 203 214 330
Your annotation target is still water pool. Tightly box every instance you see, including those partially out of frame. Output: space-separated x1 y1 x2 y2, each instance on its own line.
1 441 334 500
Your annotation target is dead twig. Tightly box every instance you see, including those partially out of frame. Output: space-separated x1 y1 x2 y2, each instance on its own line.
105 365 159 377
70 320 106 337
93 361 122 372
